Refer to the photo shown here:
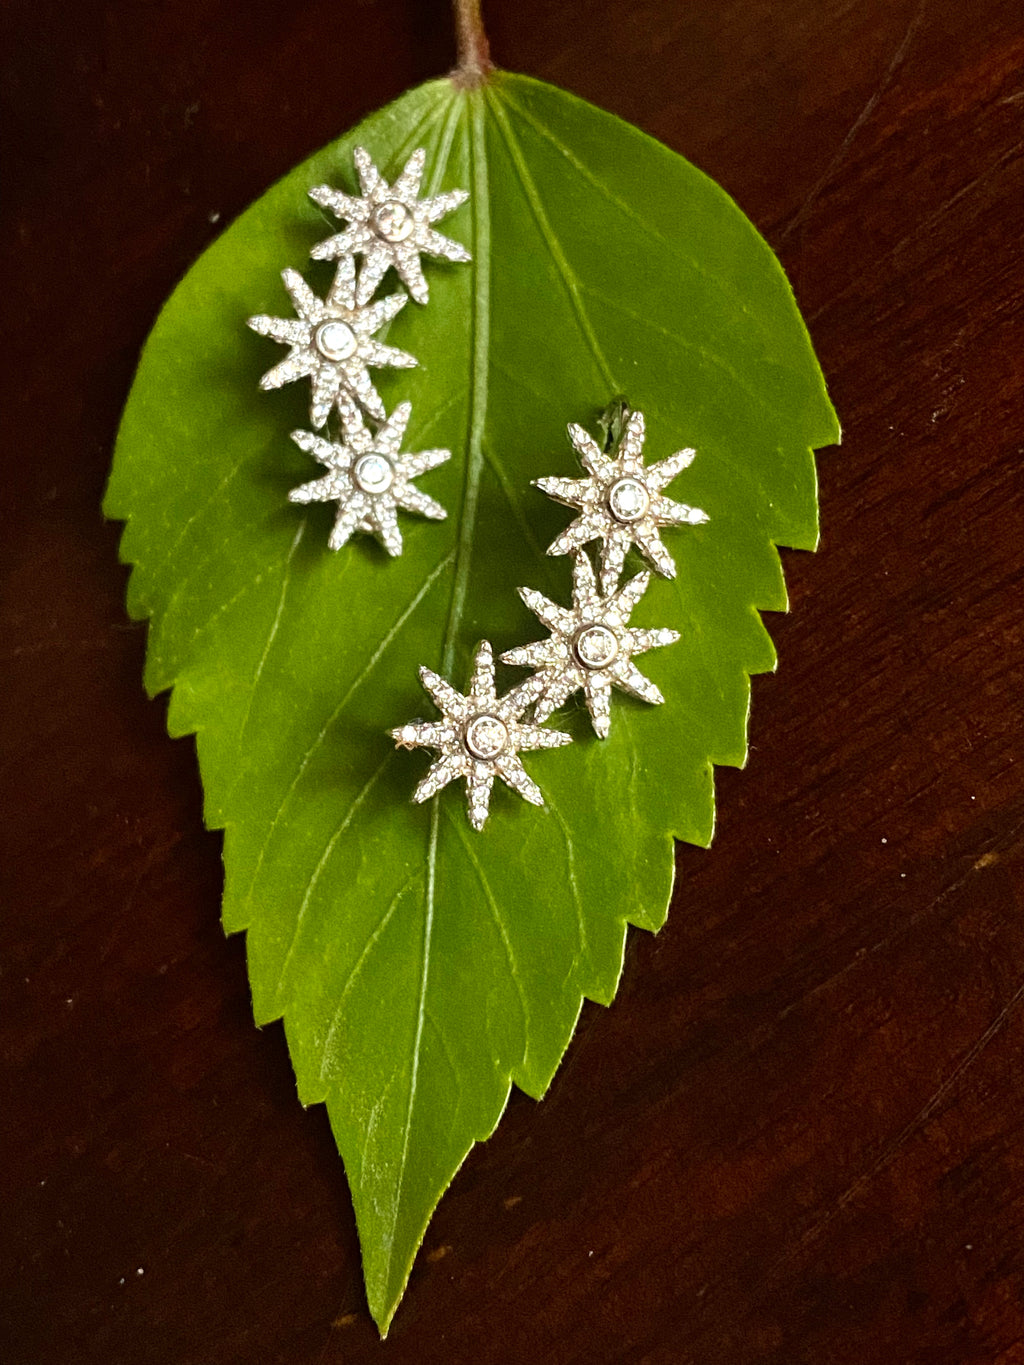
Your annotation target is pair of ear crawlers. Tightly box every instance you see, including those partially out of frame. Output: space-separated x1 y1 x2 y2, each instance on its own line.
390 402 708 829
247 147 709 831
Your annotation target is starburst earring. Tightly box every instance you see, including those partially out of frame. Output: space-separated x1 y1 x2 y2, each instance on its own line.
390 641 571 831
247 257 417 426
310 146 471 305
289 395 450 556
535 405 708 595
500 551 679 738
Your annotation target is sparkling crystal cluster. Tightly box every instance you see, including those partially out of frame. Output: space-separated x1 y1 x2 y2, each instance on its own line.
536 408 708 594
247 145 471 554
248 258 414 426
288 396 450 557
390 642 571 831
309 146 471 306
500 550 679 740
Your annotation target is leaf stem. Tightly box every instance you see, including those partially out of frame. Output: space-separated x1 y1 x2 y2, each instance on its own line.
451 0 493 88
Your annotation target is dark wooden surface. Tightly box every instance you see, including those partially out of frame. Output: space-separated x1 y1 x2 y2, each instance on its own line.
3 0 1023 1360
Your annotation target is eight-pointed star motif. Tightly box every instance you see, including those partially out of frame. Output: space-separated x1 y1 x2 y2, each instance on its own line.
288 395 450 556
501 552 679 738
309 146 471 306
390 641 571 831
247 257 416 426
535 408 709 595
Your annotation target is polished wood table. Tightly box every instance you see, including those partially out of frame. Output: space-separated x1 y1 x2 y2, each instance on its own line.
3 1 1022 1360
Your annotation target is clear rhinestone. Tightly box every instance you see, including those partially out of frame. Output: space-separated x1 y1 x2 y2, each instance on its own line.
314 319 357 361
573 624 619 670
372 200 414 243
463 714 508 761
607 477 649 523
352 453 394 495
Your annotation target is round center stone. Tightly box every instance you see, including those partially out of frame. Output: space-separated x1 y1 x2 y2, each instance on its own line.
314 319 357 361
463 714 508 761
574 624 619 670
607 477 650 523
352 453 393 495
372 200 414 243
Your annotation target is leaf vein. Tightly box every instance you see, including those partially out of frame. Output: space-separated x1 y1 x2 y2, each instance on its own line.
243 547 455 913
319 870 420 1084
542 790 589 972
273 751 395 1008
156 550 293 685
425 1009 461 1107
230 519 304 780
497 87 770 340
482 440 548 568
450 811 529 1055
143 445 250 592
486 91 617 394
580 281 781 426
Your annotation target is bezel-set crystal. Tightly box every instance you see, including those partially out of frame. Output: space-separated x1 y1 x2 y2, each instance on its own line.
463 714 509 761
352 452 394 495
607 476 649 523
573 623 619 670
313 319 358 362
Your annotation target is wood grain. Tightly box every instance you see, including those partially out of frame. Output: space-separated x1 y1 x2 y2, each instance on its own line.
2 0 1022 1360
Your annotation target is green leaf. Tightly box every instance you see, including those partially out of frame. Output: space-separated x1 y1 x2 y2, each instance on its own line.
105 71 839 1332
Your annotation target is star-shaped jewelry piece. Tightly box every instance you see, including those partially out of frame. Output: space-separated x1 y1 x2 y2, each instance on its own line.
288 395 450 556
500 552 680 738
535 407 709 595
390 641 571 831
309 146 470 306
247 257 416 425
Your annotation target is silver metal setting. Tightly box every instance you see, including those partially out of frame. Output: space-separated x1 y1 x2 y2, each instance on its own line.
247 258 416 426
463 714 509 761
310 146 471 306
352 453 394 495
289 396 449 556
573 624 619 670
535 408 709 595
313 319 357 362
501 552 680 739
371 201 415 243
607 476 649 523
390 641 571 831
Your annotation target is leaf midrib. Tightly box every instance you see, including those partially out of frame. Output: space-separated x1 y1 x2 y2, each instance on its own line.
382 89 490 1313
